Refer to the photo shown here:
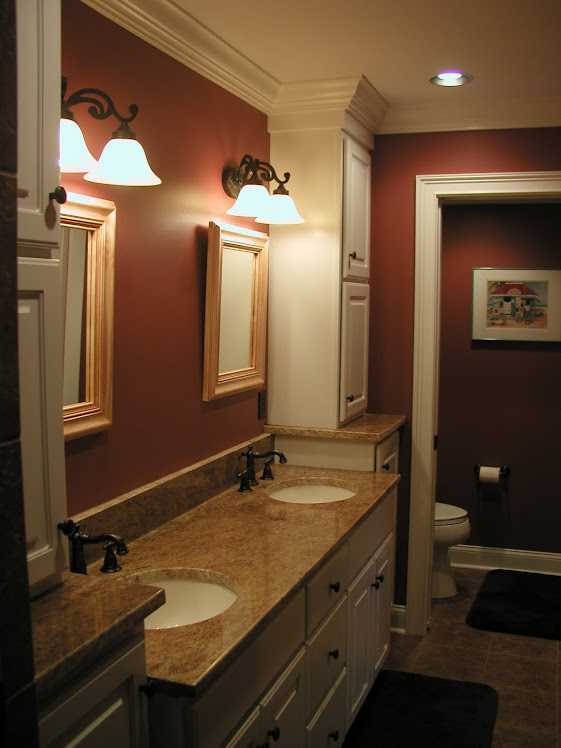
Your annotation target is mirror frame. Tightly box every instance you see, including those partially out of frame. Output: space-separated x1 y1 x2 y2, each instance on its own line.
203 222 269 401
61 192 116 440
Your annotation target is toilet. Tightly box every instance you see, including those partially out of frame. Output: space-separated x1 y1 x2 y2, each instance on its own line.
432 502 471 598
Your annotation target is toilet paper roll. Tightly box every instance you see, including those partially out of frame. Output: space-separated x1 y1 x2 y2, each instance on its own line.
478 466 501 484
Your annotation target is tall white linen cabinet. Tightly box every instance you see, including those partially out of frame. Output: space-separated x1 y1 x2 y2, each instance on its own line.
267 78 386 429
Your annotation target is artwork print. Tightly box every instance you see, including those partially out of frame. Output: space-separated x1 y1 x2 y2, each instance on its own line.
472 268 561 342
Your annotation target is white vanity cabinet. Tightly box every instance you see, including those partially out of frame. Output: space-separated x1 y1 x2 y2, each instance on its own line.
346 491 396 725
268 125 371 430
38 632 149 747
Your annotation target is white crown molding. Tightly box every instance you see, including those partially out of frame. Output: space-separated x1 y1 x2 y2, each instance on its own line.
81 0 279 113
380 95 561 134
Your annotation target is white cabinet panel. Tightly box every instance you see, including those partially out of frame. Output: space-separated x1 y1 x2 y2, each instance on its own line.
346 558 374 722
260 647 307 748
340 283 369 422
375 431 399 473
16 0 62 248
306 669 346 748
342 137 371 281
18 258 68 595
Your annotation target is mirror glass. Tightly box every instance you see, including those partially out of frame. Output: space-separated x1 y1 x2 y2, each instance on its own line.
60 192 116 440
203 222 268 401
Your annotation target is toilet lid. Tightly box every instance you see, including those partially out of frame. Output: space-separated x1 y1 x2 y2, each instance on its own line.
434 502 468 526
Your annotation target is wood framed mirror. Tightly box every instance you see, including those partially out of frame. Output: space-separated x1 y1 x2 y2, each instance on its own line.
60 192 116 440
203 222 269 401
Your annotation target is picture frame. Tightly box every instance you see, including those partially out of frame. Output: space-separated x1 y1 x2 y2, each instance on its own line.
472 267 561 342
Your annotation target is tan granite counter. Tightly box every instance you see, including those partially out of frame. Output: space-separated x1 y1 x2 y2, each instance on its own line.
82 463 399 698
265 413 406 442
31 570 165 703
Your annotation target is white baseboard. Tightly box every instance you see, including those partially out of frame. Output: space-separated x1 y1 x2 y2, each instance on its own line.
390 604 407 633
449 544 561 576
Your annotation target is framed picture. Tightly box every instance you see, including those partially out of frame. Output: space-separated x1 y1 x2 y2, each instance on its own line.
472 267 561 342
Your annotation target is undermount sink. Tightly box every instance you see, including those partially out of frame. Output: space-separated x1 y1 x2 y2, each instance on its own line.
130 569 237 629
267 483 356 504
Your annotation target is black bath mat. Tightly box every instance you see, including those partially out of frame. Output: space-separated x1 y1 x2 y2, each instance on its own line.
466 568 561 640
343 669 498 748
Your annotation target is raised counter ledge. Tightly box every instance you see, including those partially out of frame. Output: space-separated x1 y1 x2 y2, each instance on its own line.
31 572 165 704
264 413 406 442
86 464 399 698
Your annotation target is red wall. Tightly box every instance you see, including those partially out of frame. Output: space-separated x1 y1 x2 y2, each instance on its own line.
438 203 561 550
370 128 561 603
61 1 269 514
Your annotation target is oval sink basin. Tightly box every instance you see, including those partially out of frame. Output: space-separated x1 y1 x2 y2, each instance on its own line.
267 484 356 504
131 570 237 629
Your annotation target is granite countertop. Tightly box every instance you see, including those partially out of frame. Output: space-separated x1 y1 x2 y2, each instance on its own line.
264 413 406 442
31 572 165 704
32 463 399 702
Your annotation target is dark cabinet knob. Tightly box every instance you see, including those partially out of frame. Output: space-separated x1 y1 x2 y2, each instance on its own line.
267 727 280 741
381 462 390 471
346 394 354 402
328 730 340 742
372 573 385 590
49 186 67 204
349 251 357 259
329 581 340 593
328 648 339 660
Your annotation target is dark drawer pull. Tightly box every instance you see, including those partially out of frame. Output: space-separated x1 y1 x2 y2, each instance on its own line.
329 730 340 742
267 727 281 742
346 394 355 402
328 648 339 660
329 581 340 593
381 462 390 471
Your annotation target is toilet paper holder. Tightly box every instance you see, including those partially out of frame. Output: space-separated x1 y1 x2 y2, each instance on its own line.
473 464 511 480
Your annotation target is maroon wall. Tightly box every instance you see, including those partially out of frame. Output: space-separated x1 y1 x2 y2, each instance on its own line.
438 203 561 550
370 128 561 603
62 1 269 514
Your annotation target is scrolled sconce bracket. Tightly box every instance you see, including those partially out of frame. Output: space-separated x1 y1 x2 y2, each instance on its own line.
222 154 292 198
62 76 139 136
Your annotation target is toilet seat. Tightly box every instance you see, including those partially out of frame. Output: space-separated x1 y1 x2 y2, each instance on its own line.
434 502 468 526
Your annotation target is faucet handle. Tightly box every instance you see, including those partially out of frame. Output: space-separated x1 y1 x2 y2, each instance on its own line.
261 457 275 481
100 542 122 573
237 470 253 493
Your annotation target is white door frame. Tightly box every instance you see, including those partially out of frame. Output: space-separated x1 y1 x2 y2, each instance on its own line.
406 171 561 635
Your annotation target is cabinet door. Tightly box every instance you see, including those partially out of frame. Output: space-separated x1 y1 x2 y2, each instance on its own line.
339 282 369 423
306 669 346 748
38 636 148 747
346 558 374 725
224 707 262 748
260 648 307 748
375 431 399 473
18 258 68 595
342 137 370 280
16 0 62 248
371 533 393 678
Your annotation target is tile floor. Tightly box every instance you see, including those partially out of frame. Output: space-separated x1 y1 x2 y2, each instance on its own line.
384 567 560 748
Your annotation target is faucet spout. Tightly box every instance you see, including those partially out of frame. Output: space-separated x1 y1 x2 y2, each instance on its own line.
241 445 287 486
58 519 129 575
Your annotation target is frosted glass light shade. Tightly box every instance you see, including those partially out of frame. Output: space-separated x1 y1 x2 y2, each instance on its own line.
255 193 305 225
84 138 161 186
59 118 98 173
226 184 271 217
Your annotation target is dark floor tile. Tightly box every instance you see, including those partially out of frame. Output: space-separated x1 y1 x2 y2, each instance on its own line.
426 614 493 652
491 682 556 738
492 725 557 747
384 633 423 671
413 642 487 682
485 651 557 693
490 631 558 660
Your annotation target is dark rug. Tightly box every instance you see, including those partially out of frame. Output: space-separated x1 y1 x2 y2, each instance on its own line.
343 669 498 748
466 568 561 640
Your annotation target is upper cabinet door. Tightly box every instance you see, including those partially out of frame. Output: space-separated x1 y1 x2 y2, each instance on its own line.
342 137 371 280
16 0 62 249
339 282 369 423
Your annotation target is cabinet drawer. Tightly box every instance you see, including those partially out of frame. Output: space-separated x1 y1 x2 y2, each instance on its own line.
307 543 349 636
306 595 347 720
375 431 399 473
306 668 346 748
348 490 396 580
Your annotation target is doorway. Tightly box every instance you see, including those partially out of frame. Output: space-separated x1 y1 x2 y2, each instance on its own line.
405 171 561 636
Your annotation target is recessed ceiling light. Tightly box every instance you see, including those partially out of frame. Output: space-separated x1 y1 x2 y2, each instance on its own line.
430 71 471 87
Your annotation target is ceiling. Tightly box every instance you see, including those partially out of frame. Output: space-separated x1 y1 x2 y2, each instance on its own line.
85 0 561 133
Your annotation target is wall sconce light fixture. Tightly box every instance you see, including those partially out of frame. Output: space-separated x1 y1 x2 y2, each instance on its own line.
59 76 161 186
222 154 304 225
